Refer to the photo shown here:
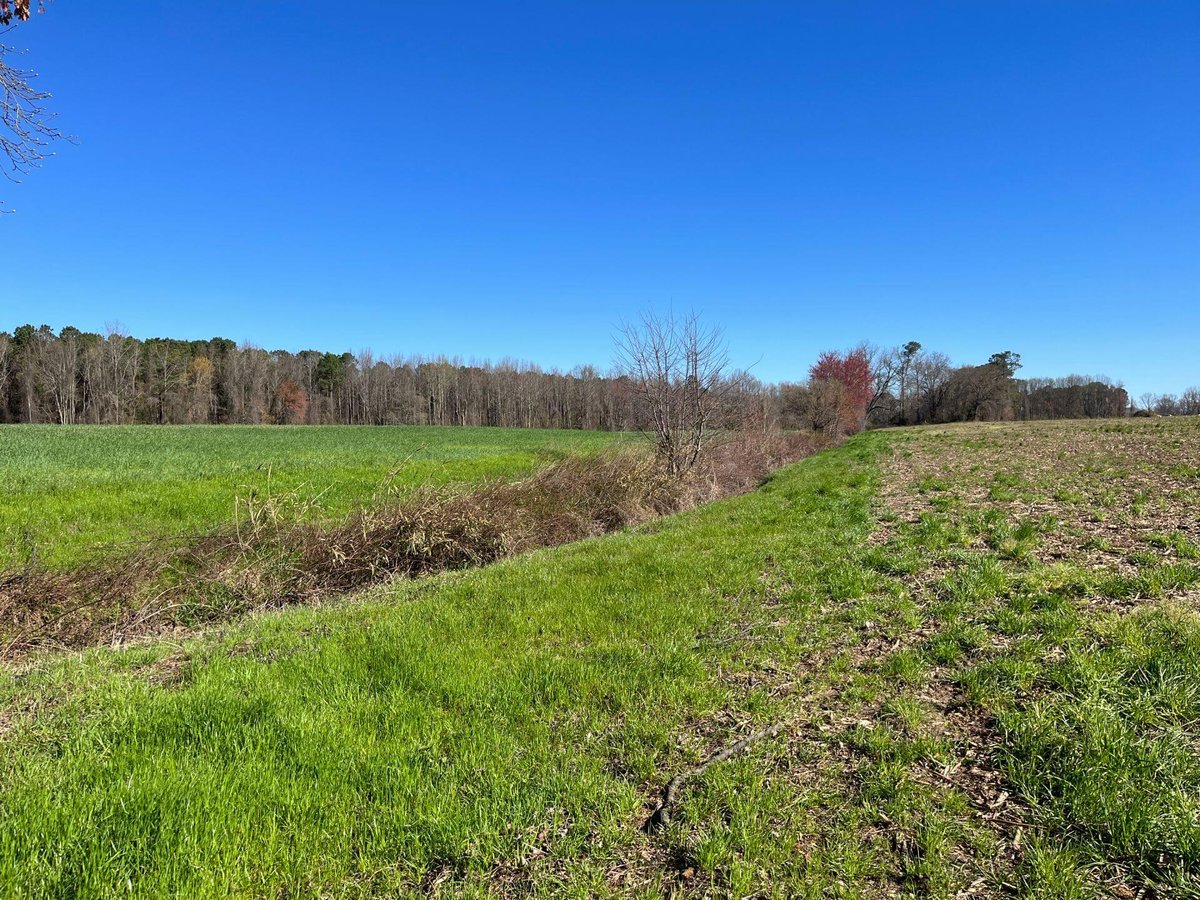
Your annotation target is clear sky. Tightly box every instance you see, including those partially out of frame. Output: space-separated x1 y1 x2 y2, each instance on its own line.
2 2 1196 397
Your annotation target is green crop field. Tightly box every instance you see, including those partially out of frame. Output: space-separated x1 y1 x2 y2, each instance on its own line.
0 425 627 570
2 418 1200 897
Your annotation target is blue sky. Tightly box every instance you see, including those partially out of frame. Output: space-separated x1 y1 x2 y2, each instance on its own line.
2 1 1196 397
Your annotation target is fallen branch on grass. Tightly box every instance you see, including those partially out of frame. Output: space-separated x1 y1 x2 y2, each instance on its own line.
643 721 786 832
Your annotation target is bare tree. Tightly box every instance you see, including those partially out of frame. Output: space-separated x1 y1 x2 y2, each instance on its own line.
1180 387 1200 417
100 325 140 423
615 310 729 476
0 331 10 418
865 343 901 425
2 2 62 201
144 340 189 425
909 350 951 424
28 326 79 423
808 377 848 436
185 356 216 423
1154 394 1180 417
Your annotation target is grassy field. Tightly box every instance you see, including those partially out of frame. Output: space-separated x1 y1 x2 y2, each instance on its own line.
0 425 626 569
2 418 1199 897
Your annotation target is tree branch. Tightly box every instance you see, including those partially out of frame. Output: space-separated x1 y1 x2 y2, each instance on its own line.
642 721 785 832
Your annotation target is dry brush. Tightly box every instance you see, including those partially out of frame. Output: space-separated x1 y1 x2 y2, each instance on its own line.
1 429 824 659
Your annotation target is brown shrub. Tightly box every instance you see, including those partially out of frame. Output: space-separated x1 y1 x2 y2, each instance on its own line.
0 428 824 659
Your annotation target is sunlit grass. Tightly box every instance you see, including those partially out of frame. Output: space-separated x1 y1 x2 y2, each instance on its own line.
4 418 1200 896
0 425 627 569
0 436 886 898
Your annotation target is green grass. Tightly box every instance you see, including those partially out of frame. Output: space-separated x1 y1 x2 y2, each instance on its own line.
0 435 888 898
4 418 1200 896
986 607 1200 893
882 418 1200 896
0 425 626 569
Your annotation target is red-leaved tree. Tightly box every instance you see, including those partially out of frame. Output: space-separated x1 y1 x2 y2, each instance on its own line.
809 348 873 435
274 380 309 425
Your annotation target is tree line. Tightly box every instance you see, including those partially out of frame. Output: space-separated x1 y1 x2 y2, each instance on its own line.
1136 390 1200 418
1 323 1177 432
781 343 1137 434
0 323 770 430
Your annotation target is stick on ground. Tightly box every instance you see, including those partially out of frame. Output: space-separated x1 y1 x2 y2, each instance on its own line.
643 722 785 832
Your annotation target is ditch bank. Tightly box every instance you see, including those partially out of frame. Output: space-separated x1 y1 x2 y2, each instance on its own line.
1 430 825 660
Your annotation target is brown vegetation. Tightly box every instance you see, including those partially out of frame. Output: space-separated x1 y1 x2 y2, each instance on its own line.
0 428 824 659
615 310 732 477
878 417 1200 579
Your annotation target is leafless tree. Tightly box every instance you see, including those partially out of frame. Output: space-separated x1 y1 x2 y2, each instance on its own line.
865 344 901 425
91 325 140 423
615 310 729 476
809 377 849 436
29 326 79 423
1180 387 1200 417
860 341 929 427
144 341 189 425
0 331 10 412
1154 394 1180 417
2 2 62 203
909 350 951 424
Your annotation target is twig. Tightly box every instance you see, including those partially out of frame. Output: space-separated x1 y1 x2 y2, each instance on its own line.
643 721 785 832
